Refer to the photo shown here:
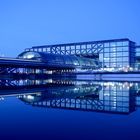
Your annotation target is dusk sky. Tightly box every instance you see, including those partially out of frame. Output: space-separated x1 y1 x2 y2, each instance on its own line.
0 0 140 57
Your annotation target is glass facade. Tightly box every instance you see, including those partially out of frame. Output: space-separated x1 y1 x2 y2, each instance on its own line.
18 51 99 70
99 40 135 71
99 82 135 113
23 38 140 72
135 46 140 70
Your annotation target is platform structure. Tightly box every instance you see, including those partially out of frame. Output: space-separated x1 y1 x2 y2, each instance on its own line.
0 57 76 77
25 38 137 72
0 45 100 76
1 38 140 77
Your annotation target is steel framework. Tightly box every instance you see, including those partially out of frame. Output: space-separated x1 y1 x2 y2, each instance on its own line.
29 97 133 114
25 40 107 55
25 38 131 55
24 38 137 70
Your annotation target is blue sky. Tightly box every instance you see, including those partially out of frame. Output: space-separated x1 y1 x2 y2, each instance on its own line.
0 0 140 57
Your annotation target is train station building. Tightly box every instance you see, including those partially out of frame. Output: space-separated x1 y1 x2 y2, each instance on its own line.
21 38 140 72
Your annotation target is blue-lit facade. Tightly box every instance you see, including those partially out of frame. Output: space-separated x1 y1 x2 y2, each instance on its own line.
135 46 140 70
18 51 99 70
17 80 137 114
99 39 135 71
22 38 140 72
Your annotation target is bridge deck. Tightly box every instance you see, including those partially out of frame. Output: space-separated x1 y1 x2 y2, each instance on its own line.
0 57 75 70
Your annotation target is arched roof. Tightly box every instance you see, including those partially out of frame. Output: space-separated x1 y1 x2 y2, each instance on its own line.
19 84 101 103
18 51 99 68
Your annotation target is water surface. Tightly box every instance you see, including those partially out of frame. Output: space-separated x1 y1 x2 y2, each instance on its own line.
0 79 140 140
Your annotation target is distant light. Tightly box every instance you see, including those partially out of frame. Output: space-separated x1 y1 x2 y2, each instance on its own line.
74 88 78 91
26 95 34 100
104 93 110 96
0 97 4 100
47 79 53 83
27 54 35 59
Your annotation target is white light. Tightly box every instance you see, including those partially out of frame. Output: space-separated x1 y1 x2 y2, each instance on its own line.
129 67 133 71
48 79 53 83
0 97 4 100
74 88 78 91
104 58 109 60
27 95 34 100
47 71 52 74
104 93 110 96
27 54 34 59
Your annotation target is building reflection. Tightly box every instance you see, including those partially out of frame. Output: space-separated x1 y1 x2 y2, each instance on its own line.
17 81 136 114
0 79 140 114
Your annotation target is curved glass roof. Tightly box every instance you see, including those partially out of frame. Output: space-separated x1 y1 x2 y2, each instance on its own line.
18 51 99 69
19 84 101 103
